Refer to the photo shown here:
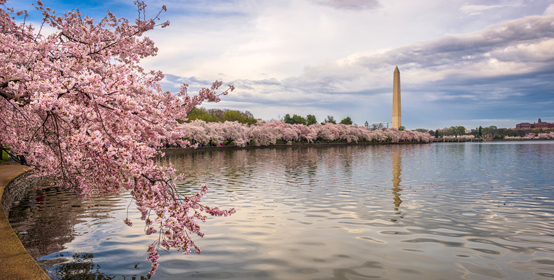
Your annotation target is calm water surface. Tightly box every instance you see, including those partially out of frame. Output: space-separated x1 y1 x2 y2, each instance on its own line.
9 141 554 279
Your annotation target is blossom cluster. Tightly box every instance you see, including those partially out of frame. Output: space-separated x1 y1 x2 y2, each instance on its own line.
440 135 475 141
0 1 234 275
180 120 434 146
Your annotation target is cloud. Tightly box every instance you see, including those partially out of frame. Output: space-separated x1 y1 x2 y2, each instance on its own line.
282 15 554 96
314 0 380 10
545 4 554 15
371 15 554 65
247 13 554 128
460 4 504 16
141 0 554 128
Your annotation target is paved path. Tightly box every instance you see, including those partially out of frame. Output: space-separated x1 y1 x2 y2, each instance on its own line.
0 163 50 279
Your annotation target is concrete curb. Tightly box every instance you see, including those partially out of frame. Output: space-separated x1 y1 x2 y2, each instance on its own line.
0 163 50 279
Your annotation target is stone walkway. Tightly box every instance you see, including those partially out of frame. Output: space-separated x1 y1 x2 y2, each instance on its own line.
0 163 50 279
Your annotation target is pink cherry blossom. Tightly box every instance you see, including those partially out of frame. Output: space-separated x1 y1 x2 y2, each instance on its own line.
0 0 235 274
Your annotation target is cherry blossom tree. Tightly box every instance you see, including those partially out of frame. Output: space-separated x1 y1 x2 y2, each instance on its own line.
249 122 277 146
181 119 434 146
524 133 537 139
219 120 249 146
538 132 554 139
181 120 211 145
459 134 475 141
324 123 340 141
0 0 236 275
293 123 313 143
279 123 299 144
372 129 388 142
401 130 415 142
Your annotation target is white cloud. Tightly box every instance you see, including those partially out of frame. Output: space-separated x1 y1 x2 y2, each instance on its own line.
460 4 503 16
314 0 381 10
545 4 554 15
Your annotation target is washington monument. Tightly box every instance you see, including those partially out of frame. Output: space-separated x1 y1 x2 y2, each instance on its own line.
392 66 401 129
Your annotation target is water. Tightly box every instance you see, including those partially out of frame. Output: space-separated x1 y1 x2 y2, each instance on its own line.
8 141 554 279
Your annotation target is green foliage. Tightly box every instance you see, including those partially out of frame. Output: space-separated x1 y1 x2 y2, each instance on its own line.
340 117 353 125
447 126 466 136
283 114 291 123
284 114 307 125
435 130 439 138
1 149 10 162
497 128 515 137
306 114 317 125
186 107 220 123
292 115 307 125
398 125 405 131
185 107 257 124
482 125 498 138
414 128 428 133
324 115 336 124
223 110 257 125
478 126 483 137
223 110 244 122
245 118 258 125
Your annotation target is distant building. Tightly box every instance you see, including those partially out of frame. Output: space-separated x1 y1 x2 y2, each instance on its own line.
516 118 554 129
516 122 534 129
364 121 369 129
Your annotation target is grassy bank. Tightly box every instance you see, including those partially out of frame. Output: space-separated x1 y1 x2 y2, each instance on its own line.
1 150 10 162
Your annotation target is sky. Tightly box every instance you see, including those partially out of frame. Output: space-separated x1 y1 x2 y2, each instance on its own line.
7 0 554 129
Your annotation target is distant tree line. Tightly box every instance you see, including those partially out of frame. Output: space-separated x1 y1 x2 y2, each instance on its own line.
283 114 353 126
183 107 258 125
181 120 433 147
415 125 554 140
185 109 357 127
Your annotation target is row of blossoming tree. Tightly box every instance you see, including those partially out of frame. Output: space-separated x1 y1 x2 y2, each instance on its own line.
441 135 475 141
0 0 236 275
180 120 434 147
505 132 554 140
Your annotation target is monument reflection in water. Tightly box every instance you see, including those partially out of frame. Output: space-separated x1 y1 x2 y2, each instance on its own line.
8 142 554 280
391 145 403 220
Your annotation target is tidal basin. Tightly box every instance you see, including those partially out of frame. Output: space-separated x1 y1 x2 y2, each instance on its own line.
9 141 554 279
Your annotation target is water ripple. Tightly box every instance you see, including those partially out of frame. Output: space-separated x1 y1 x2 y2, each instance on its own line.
7 142 554 279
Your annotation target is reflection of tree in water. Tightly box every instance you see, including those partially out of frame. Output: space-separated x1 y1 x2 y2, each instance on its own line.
164 147 327 191
280 147 318 183
164 146 407 221
162 146 370 195
8 186 128 277
46 252 151 280
9 186 87 259
48 252 106 279
341 146 353 177
163 149 255 191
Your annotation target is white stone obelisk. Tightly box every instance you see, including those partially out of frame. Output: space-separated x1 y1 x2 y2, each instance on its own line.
392 66 401 129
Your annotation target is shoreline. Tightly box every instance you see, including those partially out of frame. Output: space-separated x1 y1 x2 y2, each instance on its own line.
0 163 50 279
160 138 554 155
434 138 554 143
160 140 433 155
